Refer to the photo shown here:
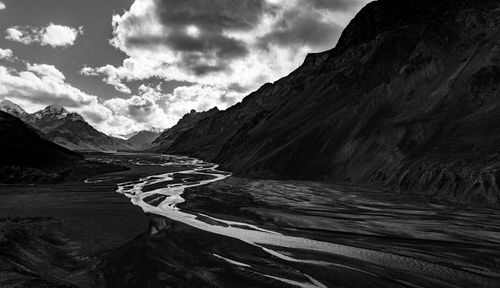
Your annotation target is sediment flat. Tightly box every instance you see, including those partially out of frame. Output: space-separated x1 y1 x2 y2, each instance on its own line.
98 175 500 287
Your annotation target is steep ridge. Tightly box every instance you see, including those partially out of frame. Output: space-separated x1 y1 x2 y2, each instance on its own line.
154 0 500 206
152 108 219 152
0 111 81 172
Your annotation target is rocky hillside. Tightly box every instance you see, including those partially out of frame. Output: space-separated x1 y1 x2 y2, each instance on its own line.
153 0 500 206
0 100 28 120
126 130 161 150
152 108 219 152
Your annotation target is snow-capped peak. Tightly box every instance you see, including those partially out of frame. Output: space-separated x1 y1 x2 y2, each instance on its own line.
43 104 69 116
149 127 164 134
29 104 86 123
0 99 28 118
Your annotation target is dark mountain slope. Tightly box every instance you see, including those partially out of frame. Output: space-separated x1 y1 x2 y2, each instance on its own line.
152 108 219 152
0 111 81 169
46 119 132 152
127 130 160 149
154 0 500 206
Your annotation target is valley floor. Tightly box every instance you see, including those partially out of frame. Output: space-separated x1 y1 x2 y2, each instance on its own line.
0 154 499 287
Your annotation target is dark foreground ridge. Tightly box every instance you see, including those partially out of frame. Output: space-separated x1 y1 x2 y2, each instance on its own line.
0 110 81 168
153 0 500 206
0 111 128 183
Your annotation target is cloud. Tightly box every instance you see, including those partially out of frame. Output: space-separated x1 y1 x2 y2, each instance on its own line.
103 83 240 133
258 8 343 49
81 65 132 93
0 48 14 61
0 60 237 136
0 63 103 110
5 23 83 47
309 0 362 11
41 24 84 47
82 0 368 101
0 1 5 10
27 63 66 81
0 62 112 130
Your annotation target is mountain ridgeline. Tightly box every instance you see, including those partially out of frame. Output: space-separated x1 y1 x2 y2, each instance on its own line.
153 0 500 206
0 102 153 151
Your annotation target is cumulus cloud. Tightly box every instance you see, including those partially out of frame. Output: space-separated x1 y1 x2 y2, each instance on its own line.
103 83 239 134
0 1 5 10
0 0 370 136
0 60 237 136
0 63 105 112
0 62 114 130
0 48 14 61
82 0 368 100
81 65 132 93
5 23 83 47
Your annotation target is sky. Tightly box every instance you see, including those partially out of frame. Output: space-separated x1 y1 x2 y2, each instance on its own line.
0 0 371 137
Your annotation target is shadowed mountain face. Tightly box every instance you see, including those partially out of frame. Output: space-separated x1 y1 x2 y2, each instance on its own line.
0 111 81 170
153 0 500 206
152 108 219 152
0 102 132 152
126 130 162 150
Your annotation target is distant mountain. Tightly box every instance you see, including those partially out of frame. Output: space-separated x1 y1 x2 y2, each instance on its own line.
126 130 161 150
27 104 85 133
151 0 500 206
0 99 28 120
0 102 132 152
0 110 81 170
44 118 132 152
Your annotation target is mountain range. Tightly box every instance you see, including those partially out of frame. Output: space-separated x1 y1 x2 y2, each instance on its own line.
151 0 500 206
0 100 161 151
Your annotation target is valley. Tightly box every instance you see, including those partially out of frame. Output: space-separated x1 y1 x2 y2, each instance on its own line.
2 153 499 287
1 0 500 287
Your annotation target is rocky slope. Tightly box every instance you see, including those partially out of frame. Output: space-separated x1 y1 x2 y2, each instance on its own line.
0 99 29 120
152 108 219 152
153 0 500 206
126 130 161 150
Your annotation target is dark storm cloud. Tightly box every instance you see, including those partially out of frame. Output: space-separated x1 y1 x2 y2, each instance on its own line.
6 89 83 108
154 0 269 31
165 31 248 58
127 98 156 122
258 8 343 49
310 0 361 11
181 53 228 76
122 0 271 75
82 110 107 123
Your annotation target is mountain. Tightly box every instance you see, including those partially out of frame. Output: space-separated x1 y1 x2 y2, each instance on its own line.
126 130 161 150
0 99 28 120
152 108 218 152
152 0 500 206
44 118 132 152
0 102 132 152
0 110 81 178
27 104 85 133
